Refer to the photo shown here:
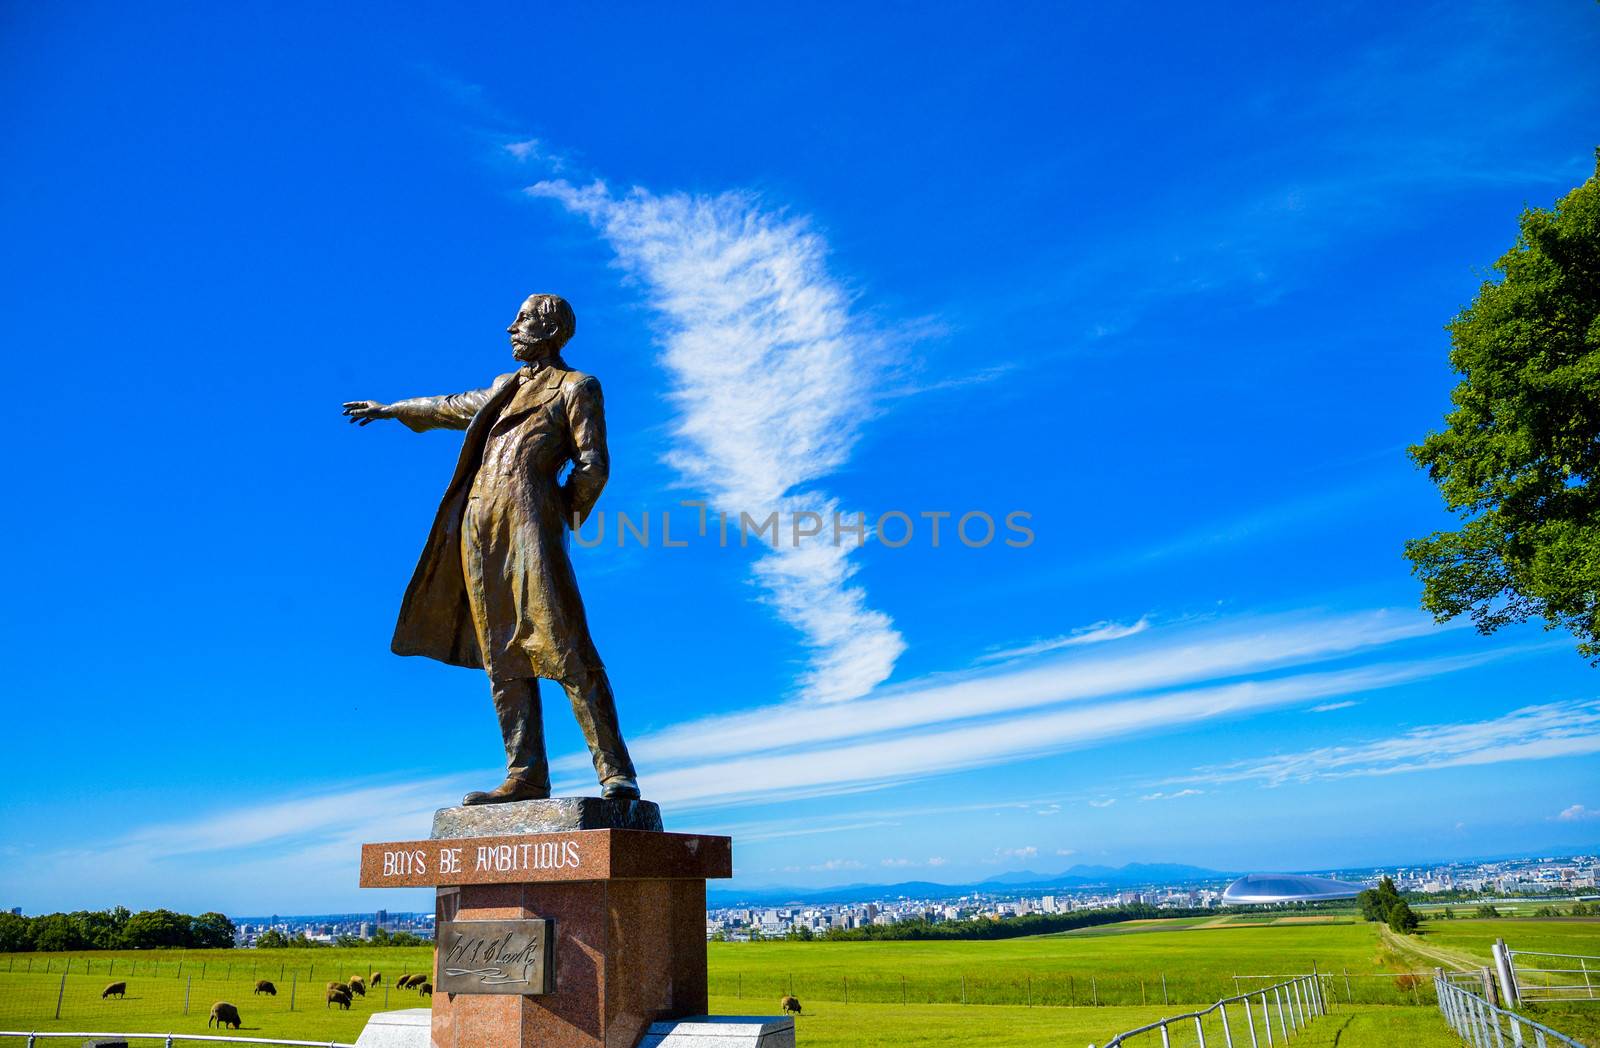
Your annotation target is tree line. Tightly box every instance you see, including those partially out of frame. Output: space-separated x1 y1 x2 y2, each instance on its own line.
0 906 236 952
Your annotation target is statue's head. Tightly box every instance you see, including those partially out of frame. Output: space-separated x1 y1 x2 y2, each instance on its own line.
507 294 576 362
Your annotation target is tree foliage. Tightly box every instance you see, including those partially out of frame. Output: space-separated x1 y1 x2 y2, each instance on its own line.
1407 152 1600 658
1387 900 1421 934
0 906 234 951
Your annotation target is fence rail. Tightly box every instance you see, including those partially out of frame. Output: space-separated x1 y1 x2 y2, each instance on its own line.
1090 972 1328 1048
1434 973 1586 1047
0 1032 353 1048
1507 947 1599 1003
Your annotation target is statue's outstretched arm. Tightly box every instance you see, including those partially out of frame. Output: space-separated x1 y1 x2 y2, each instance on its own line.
341 386 494 432
561 376 610 526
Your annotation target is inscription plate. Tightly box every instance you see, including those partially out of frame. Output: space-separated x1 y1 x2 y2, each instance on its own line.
437 918 554 995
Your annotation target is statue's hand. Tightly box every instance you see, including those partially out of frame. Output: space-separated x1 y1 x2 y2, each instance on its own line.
342 400 396 426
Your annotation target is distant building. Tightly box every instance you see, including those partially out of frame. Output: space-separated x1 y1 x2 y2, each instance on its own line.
1222 873 1361 905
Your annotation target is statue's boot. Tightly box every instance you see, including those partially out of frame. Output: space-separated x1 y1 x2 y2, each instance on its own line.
600 776 641 800
466 677 553 806
463 777 551 806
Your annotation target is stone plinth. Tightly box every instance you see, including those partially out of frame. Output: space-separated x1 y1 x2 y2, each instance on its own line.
638 1017 795 1047
360 821 732 1048
354 1008 432 1048
432 797 663 839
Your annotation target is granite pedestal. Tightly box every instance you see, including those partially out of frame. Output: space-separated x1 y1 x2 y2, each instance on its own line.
360 798 733 1048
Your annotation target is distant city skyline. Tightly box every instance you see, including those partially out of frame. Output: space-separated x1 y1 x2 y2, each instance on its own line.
3 1 1599 914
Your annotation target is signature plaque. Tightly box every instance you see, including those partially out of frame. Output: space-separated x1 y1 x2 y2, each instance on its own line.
437 918 555 995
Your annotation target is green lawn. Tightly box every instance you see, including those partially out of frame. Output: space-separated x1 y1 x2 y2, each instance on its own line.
706 921 1417 1006
1417 918 1600 962
3 918 1594 1045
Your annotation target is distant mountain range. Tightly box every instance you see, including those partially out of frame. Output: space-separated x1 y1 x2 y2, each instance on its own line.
707 862 1234 907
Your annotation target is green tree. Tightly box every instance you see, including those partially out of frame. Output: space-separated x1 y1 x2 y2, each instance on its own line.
190 911 236 949
121 908 193 949
1475 904 1502 919
0 912 30 952
29 913 87 952
1387 900 1421 934
1406 153 1600 658
255 929 292 948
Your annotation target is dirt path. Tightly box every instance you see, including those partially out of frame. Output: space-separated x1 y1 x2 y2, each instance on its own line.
1380 926 1481 972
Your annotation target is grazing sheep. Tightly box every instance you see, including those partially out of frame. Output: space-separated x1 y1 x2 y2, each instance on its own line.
370 972 382 987
253 980 276 996
399 974 423 990
327 981 351 995
419 982 432 997
209 1002 242 1029
348 976 366 996
101 981 127 999
326 988 352 1010
780 995 802 1015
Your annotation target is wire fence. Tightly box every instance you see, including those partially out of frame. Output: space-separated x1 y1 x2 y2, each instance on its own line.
0 1033 354 1048
0 957 427 988
0 971 435 1030
1090 973 1329 1048
1434 972 1586 1047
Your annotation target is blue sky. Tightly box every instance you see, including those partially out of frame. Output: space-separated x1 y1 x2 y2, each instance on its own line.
2 0 1598 914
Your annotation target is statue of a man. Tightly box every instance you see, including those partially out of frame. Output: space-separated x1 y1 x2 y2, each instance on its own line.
342 294 639 805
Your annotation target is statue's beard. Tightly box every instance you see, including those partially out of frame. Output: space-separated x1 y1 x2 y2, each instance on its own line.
511 334 557 362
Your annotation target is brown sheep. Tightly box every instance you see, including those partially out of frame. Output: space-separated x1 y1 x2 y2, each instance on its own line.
399 974 423 990
101 981 127 999
209 1002 242 1029
327 981 351 995
780 995 802 1015
326 988 352 1010
370 972 383 987
419 982 432 997
348 975 366 997
253 980 276 996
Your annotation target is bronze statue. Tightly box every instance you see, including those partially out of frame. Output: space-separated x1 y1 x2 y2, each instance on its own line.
343 294 639 805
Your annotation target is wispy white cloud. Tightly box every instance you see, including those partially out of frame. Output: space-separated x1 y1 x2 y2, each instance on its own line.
554 608 1448 778
631 651 1504 810
1557 804 1598 822
1141 789 1203 801
1310 701 1360 713
1178 700 1600 788
529 179 903 704
997 846 1038 860
1088 799 1117 808
880 857 947 868
979 617 1150 663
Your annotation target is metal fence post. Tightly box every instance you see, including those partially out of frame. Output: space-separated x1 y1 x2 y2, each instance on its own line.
1092 976 1098 1006
1162 972 1169 1005
1194 1014 1207 1048
1261 992 1274 1047
290 971 297 1011
53 971 66 1020
1220 1000 1235 1048
184 974 191 1016
1159 1022 1171 1048
1274 985 1288 1041
1243 994 1260 1048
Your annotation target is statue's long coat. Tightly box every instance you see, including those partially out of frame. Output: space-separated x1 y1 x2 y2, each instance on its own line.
387 360 608 679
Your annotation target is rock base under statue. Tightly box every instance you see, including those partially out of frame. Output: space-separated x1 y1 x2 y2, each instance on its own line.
431 797 663 839
362 824 734 1048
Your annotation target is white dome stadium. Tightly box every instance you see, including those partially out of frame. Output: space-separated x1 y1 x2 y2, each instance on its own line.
1222 873 1362 905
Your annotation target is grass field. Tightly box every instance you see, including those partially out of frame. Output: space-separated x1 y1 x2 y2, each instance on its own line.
0 916 1594 1045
